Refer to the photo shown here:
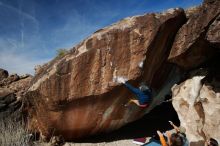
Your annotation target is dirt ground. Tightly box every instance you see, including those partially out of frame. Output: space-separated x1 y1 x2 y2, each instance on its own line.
64 139 136 146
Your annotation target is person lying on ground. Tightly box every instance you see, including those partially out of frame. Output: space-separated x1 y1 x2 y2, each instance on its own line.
157 121 188 146
116 77 152 108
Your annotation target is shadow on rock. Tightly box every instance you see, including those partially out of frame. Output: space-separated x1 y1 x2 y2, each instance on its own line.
73 101 179 143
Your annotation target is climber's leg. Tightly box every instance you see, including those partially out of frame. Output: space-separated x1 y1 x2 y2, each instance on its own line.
125 99 143 106
129 99 140 106
125 99 148 108
124 99 136 107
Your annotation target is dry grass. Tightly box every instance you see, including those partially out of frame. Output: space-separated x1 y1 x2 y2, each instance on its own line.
0 116 30 146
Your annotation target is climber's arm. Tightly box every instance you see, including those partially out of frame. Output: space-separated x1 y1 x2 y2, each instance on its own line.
169 121 179 133
124 82 140 95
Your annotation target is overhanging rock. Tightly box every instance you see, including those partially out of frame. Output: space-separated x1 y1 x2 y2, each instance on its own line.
26 8 186 140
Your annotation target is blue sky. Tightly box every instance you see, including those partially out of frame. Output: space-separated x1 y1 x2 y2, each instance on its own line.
0 0 202 75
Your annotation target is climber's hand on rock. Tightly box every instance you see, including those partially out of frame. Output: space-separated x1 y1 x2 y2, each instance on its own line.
116 77 126 84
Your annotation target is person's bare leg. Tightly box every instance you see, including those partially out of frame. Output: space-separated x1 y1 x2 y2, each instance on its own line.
125 99 136 106
130 100 140 106
127 99 141 106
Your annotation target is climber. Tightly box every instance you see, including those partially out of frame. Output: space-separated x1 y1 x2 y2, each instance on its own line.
116 77 152 108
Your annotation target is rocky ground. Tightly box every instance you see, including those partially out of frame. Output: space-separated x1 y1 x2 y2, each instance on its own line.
36 139 135 146
64 140 135 146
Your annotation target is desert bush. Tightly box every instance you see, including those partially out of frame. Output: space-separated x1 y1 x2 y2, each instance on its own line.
56 49 68 57
0 116 30 146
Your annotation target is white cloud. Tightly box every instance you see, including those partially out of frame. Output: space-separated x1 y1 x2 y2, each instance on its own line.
0 1 49 75
0 52 49 75
0 1 38 26
0 38 50 75
0 0 121 75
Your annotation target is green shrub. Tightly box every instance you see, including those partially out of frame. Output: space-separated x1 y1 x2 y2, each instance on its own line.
56 49 68 57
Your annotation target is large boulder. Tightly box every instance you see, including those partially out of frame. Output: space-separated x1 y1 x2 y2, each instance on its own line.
168 0 220 69
0 68 8 81
172 73 220 145
26 8 186 140
0 74 20 87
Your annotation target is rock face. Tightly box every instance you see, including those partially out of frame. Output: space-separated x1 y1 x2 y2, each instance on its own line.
168 0 220 145
206 14 220 48
0 69 32 119
172 73 220 145
168 0 220 69
26 9 186 140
